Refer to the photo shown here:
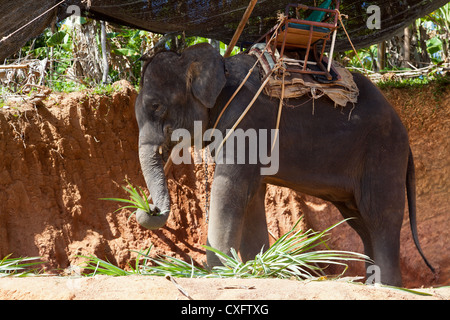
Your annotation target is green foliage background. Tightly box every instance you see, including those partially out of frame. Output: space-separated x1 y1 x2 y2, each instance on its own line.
2 3 449 93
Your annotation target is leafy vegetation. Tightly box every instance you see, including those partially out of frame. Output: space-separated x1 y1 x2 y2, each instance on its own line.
4 17 240 94
78 218 369 280
99 183 366 282
100 180 153 219
0 254 43 277
2 3 445 92
337 3 449 71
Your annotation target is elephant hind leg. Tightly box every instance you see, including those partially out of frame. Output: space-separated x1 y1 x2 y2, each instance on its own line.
334 197 403 286
368 228 402 286
355 181 405 286
239 183 269 262
332 201 374 264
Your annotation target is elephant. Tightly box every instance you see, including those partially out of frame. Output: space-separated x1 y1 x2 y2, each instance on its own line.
134 43 434 286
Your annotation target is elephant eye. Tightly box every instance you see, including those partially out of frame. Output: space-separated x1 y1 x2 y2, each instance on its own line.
151 103 164 112
150 102 167 117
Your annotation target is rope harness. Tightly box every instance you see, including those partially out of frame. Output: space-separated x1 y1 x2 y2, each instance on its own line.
203 11 364 221
203 19 287 221
336 10 369 76
210 10 364 153
210 17 286 152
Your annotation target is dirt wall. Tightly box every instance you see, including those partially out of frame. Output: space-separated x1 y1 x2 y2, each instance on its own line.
0 80 448 288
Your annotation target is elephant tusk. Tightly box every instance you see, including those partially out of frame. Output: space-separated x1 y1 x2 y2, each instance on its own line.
159 146 163 155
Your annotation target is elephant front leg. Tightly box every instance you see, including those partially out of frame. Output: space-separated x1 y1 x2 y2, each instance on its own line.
239 183 269 262
205 169 264 268
206 173 245 268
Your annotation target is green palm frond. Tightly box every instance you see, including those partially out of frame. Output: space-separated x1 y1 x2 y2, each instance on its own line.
101 180 153 219
0 254 43 277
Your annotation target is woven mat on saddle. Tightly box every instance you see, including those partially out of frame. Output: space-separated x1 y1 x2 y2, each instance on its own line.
248 44 359 107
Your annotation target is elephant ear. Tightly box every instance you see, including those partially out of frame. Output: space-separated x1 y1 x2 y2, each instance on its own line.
184 43 227 109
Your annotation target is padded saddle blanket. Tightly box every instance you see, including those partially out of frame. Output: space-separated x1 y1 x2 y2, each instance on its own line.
248 43 359 107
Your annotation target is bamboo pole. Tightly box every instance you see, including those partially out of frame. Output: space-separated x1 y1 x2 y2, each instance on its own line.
0 65 29 69
223 0 258 58
327 29 338 72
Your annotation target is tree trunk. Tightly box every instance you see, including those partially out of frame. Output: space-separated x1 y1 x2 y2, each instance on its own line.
419 24 431 66
410 23 420 66
377 41 386 71
100 21 109 84
402 26 411 68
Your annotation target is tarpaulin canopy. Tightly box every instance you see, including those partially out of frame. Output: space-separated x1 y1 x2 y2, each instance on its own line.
1 0 448 61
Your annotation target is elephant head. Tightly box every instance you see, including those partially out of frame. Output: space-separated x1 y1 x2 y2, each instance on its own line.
134 43 227 229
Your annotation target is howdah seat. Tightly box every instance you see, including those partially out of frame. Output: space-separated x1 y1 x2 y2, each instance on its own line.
261 0 340 81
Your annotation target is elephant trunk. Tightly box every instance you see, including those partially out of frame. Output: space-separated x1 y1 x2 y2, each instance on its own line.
136 143 171 230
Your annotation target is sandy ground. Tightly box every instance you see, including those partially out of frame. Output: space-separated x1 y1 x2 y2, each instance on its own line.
0 275 448 300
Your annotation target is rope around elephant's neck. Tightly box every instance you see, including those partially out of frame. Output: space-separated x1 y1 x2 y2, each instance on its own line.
203 147 210 223
214 62 283 157
209 17 286 137
203 31 285 221
210 18 287 157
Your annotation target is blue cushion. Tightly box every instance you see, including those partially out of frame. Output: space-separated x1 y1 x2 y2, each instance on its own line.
305 0 333 22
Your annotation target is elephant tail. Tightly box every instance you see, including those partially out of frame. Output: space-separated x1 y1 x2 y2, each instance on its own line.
406 147 436 274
